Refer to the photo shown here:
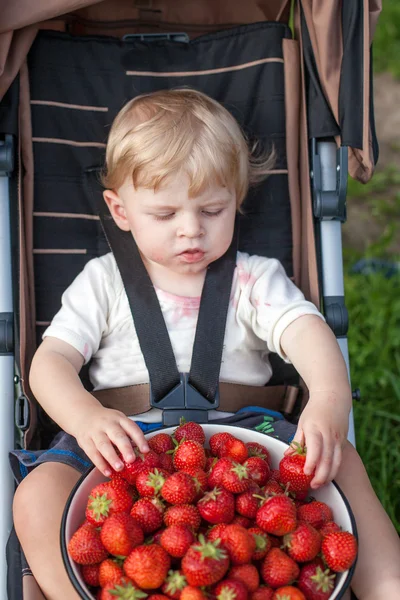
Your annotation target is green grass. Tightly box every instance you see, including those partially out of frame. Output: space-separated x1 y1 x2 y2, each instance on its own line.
344 248 400 532
374 1 400 79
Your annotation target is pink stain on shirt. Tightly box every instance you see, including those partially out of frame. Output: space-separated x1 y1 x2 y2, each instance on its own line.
83 343 89 357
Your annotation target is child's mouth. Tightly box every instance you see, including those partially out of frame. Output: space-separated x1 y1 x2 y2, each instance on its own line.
179 249 205 263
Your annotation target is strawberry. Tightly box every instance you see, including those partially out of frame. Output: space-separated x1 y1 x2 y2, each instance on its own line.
174 419 206 445
231 515 252 528
207 458 234 489
181 535 229 586
162 569 187 600
85 482 133 526
272 586 306 599
100 578 147 600
130 498 164 534
261 548 299 589
181 587 207 600
98 558 124 588
321 531 357 572
136 468 168 498
297 562 336 600
248 527 271 561
124 543 171 589
164 504 202 531
263 481 284 497
222 462 252 493
256 496 297 536
236 490 260 519
198 487 235 524
279 444 314 495
160 525 195 558
116 449 161 485
184 467 208 500
161 472 197 505
149 433 175 454
244 457 270 486
100 512 144 556
297 501 333 530
148 596 170 600
207 523 228 542
229 564 260 592
283 521 321 562
213 578 249 600
68 522 108 565
219 524 256 565
269 470 281 482
251 587 274 600
173 440 206 472
109 472 131 491
318 521 341 537
246 442 271 465
220 437 248 464
159 452 176 473
81 563 100 587
209 432 234 457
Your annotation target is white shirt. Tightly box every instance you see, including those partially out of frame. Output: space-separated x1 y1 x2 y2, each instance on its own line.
43 251 324 422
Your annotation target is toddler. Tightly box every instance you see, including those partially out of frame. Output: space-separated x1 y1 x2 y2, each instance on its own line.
12 89 400 600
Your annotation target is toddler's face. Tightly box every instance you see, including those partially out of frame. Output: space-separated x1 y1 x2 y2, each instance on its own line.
106 172 236 278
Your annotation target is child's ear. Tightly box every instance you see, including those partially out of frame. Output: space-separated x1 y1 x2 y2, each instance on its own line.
103 189 130 231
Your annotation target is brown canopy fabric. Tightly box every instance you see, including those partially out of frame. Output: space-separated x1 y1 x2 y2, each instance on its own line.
0 0 382 182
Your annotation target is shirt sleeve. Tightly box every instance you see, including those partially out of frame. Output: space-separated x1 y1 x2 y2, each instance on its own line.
42 256 113 364
239 255 325 363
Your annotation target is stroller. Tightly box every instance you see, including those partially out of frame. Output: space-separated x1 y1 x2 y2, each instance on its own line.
0 1 381 598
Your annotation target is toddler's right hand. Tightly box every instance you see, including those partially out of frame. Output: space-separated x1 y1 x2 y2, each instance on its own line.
73 406 150 477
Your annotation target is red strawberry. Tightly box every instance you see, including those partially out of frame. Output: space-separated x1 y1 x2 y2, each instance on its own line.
321 531 357 572
130 497 164 534
173 440 206 472
184 467 208 500
318 521 341 537
160 525 195 558
174 420 206 445
261 548 299 588
162 569 188 600
248 527 271 561
209 432 235 457
100 512 144 556
263 480 285 497
100 578 146 600
269 470 281 482
297 562 336 600
220 437 248 464
164 504 202 531
109 473 131 491
229 564 260 592
207 523 228 542
272 586 306 599
244 457 270 486
236 490 260 519
68 522 108 565
85 482 132 526
246 442 271 465
124 544 171 589
148 596 170 600
198 487 235 524
149 433 175 454
256 496 297 536
81 563 100 587
219 524 256 565
251 586 274 600
207 458 234 489
214 578 249 600
222 462 252 493
98 558 124 588
297 501 333 530
116 449 161 485
161 472 197 505
279 444 314 495
283 521 321 562
136 467 168 498
231 515 252 528
181 535 229 586
181 587 207 600
159 452 176 473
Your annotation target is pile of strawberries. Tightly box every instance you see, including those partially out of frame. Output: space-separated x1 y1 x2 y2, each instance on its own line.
68 422 357 600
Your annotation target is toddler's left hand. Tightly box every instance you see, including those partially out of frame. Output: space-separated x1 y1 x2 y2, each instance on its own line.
285 390 350 489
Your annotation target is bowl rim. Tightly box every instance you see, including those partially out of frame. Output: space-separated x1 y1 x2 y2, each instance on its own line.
61 424 358 599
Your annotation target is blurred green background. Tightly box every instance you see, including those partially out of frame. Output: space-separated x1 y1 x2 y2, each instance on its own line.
343 1 400 532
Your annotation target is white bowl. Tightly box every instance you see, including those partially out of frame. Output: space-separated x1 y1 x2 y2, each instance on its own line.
61 424 357 599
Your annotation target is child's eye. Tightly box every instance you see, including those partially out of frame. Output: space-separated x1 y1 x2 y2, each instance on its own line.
154 213 175 221
203 209 223 217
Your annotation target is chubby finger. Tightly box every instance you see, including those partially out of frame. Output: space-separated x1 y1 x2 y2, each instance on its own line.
303 429 323 476
311 438 335 488
120 417 150 453
326 443 343 484
93 433 124 471
284 428 305 456
83 439 113 477
107 427 136 464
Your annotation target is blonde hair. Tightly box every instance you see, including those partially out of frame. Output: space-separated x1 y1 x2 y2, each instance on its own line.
102 88 274 208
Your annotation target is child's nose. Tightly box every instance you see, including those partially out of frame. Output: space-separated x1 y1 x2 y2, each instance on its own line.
178 214 204 238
